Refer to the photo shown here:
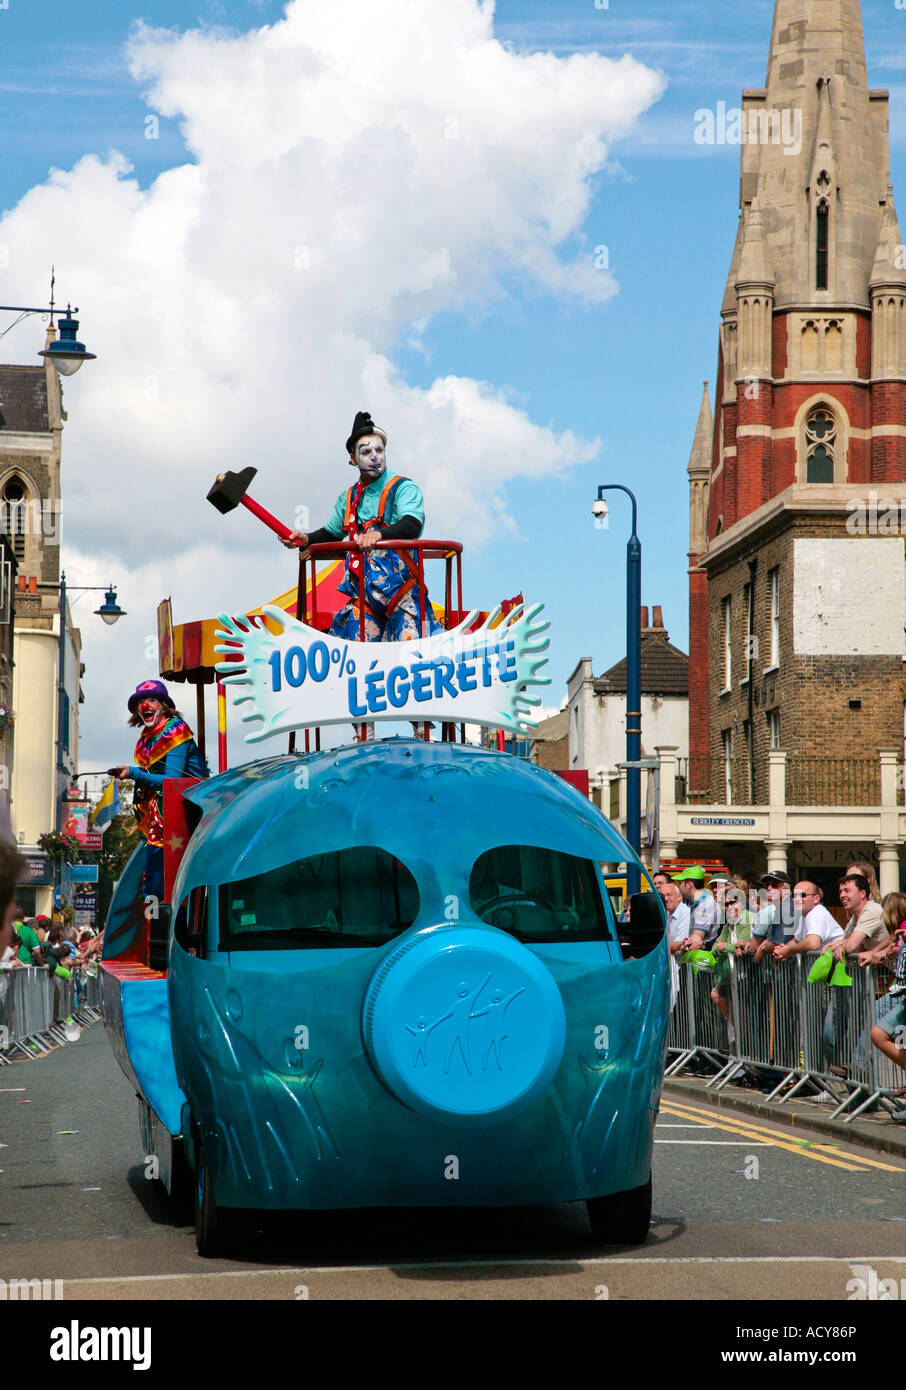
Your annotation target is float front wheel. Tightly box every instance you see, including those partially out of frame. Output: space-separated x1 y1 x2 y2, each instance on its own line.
586 1175 652 1246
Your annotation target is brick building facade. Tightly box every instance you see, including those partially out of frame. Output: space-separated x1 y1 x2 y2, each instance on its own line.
0 333 82 878
682 0 906 894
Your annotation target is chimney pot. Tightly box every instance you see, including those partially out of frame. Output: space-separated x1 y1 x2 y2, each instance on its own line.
640 605 649 629
653 605 664 628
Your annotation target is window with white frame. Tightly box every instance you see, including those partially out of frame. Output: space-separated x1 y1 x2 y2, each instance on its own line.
722 596 732 689
768 709 780 749
769 568 780 667
742 582 752 678
722 729 732 805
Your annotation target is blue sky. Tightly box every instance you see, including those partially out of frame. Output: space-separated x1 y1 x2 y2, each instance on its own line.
2 0 905 766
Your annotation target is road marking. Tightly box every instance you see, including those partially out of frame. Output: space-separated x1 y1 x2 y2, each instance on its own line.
660 1101 869 1171
663 1098 906 1172
57 1254 906 1287
0 1088 26 1092
657 1123 717 1129
655 1139 775 1145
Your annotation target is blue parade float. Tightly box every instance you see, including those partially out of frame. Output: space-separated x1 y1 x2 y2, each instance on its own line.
101 516 668 1256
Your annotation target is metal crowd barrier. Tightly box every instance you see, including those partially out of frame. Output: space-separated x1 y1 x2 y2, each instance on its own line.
666 950 906 1124
665 959 729 1075
0 965 103 1062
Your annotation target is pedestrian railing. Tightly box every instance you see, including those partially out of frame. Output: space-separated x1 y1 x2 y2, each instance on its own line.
0 965 103 1062
666 951 905 1123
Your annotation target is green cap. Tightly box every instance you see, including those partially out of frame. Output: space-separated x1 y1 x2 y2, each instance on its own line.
673 865 706 883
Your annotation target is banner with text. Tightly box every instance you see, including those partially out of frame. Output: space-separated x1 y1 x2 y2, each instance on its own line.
214 603 550 740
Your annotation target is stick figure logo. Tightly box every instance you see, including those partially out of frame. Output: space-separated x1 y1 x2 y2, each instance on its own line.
404 973 524 1074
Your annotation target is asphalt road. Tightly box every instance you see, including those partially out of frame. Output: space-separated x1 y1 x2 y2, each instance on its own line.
3 1022 906 1301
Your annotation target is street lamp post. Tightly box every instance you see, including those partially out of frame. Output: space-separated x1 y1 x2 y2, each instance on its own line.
0 275 97 375
593 484 642 897
56 575 126 832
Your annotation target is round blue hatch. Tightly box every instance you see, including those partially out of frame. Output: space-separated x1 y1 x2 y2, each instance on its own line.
362 925 566 1127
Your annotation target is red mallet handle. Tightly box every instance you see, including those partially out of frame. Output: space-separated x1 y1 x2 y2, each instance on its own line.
239 493 294 542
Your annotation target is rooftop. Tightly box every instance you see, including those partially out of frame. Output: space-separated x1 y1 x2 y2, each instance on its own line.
595 605 689 697
0 366 49 434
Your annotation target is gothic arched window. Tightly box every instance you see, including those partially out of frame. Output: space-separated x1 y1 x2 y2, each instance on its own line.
805 407 836 482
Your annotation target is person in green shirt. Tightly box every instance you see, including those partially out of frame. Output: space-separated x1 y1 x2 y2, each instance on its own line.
15 918 40 965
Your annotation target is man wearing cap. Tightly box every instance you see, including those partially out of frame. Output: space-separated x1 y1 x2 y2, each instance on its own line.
746 871 795 961
282 411 442 642
675 866 721 951
110 680 209 901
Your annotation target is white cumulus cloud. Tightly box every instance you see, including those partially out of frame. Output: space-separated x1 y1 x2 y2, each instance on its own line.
0 0 664 766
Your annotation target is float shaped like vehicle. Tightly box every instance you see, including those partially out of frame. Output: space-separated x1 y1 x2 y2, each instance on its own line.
102 736 668 1255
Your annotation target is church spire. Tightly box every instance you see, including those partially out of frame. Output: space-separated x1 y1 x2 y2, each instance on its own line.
870 187 906 380
687 381 712 559
744 0 886 308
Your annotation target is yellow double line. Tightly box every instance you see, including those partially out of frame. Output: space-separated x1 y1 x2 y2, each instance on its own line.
660 1098 905 1173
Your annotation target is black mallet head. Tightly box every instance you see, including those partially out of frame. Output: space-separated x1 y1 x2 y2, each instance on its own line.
207 466 258 515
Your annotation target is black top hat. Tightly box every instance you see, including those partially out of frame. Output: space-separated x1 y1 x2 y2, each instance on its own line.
345 411 384 455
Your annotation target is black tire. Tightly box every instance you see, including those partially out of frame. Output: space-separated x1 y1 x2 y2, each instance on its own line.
194 1145 231 1257
586 1175 652 1246
167 1139 194 1220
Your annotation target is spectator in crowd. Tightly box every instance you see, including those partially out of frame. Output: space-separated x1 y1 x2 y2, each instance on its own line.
711 875 753 1021
859 892 906 1122
57 926 78 961
820 874 888 1080
662 878 691 1011
846 860 882 904
833 873 889 960
747 871 795 961
0 843 25 962
773 881 843 960
677 865 721 950
652 870 671 896
0 930 20 970
14 913 42 965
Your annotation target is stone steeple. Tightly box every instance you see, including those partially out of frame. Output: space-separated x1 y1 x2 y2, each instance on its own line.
687 0 906 793
739 0 888 308
735 199 775 384
870 188 906 381
687 381 713 559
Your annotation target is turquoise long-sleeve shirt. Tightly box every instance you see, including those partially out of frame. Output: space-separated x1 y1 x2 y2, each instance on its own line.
321 474 425 536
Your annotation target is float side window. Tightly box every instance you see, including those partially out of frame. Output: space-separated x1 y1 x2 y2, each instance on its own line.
173 885 208 958
219 846 419 950
469 845 612 943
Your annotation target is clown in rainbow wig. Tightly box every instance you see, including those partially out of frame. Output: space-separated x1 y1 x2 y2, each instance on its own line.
110 680 209 899
282 411 442 642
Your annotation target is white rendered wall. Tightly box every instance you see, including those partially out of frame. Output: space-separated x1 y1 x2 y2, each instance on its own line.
11 627 59 845
793 537 905 655
567 657 688 781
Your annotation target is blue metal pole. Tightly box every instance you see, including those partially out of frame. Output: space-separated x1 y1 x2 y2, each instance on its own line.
597 485 642 896
625 510 642 898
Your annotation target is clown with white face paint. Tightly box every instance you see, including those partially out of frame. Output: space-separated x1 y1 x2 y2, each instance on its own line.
282 410 442 642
